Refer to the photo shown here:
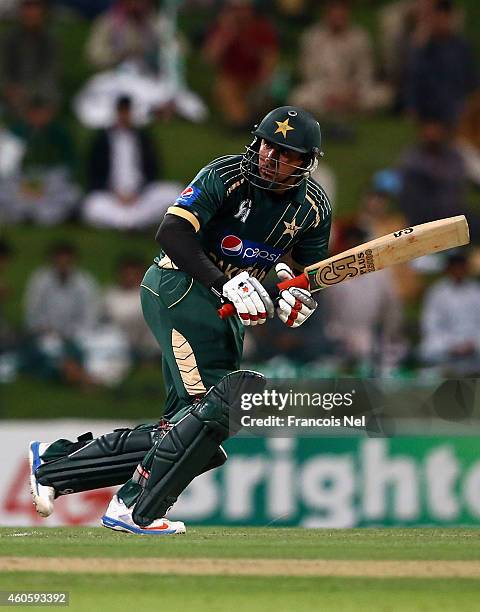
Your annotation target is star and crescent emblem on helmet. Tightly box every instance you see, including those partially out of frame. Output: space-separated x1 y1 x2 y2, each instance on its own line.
274 118 295 139
283 219 301 237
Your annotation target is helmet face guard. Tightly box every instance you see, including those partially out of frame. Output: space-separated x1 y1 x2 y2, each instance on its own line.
240 137 319 191
241 106 322 191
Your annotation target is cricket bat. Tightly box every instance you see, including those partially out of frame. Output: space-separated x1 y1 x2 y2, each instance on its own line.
218 215 470 319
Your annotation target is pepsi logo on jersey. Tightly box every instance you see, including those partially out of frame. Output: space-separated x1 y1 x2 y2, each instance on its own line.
221 235 244 256
176 185 200 205
220 235 283 263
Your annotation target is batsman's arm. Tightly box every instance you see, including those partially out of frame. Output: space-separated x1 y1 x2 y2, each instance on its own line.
218 215 470 319
157 214 274 325
156 164 230 289
156 214 227 290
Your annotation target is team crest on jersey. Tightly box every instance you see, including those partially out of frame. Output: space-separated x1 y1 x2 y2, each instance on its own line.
234 199 252 223
176 185 200 206
283 219 301 238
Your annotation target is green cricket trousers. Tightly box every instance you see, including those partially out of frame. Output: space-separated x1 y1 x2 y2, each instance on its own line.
140 264 245 422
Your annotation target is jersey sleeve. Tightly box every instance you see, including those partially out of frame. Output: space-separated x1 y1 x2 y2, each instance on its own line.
290 210 332 270
166 165 225 232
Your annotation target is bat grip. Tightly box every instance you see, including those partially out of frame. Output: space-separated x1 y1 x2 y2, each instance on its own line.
217 273 310 319
217 303 236 319
276 272 310 292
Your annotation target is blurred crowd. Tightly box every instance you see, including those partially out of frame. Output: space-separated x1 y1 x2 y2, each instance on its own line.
1 0 480 388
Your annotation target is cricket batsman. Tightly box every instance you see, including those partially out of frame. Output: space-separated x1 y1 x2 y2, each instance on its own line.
29 106 332 535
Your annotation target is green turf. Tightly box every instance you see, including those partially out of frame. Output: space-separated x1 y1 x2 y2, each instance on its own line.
1 527 479 561
1 573 479 612
2 527 479 611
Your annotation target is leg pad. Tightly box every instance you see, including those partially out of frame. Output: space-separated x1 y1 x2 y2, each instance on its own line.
133 370 266 525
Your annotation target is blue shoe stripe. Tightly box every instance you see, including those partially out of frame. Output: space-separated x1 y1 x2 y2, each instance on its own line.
30 441 41 472
29 441 41 496
101 515 178 535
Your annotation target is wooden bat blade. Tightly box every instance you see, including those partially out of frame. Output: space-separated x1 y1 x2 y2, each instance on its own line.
305 215 469 293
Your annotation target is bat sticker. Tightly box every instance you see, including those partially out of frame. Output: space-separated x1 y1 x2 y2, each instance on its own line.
393 227 413 237
314 249 376 287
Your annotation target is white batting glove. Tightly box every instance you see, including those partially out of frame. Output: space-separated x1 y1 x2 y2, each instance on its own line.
275 263 317 328
222 271 274 326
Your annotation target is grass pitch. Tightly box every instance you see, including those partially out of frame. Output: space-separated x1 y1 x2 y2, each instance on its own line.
1 528 479 611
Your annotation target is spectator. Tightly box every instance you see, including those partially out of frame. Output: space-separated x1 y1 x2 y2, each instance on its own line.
289 0 391 117
86 0 159 73
378 0 464 109
379 0 431 86
83 95 181 230
397 117 474 233
0 121 24 182
0 95 80 225
456 92 480 188
274 0 315 24
22 242 100 387
203 0 278 129
420 252 480 375
0 1 20 18
24 242 99 339
358 176 405 239
103 255 159 359
0 0 61 117
76 0 207 126
74 322 132 387
403 0 477 125
321 225 406 374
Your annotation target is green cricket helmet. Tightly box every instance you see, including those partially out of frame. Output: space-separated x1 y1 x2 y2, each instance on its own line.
241 106 323 191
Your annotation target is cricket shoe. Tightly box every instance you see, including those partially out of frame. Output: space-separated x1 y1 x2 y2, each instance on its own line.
28 441 55 518
101 495 186 535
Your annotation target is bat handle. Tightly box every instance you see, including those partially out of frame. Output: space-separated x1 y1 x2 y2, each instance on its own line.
217 302 236 319
276 272 310 292
217 273 310 319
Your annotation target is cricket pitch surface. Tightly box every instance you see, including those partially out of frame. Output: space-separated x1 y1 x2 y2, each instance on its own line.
1 527 479 611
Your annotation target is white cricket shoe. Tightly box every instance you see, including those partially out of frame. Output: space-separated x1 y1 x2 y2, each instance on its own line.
101 495 186 535
28 441 55 518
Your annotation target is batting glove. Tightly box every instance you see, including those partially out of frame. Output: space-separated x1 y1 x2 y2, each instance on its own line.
275 263 317 327
222 271 275 326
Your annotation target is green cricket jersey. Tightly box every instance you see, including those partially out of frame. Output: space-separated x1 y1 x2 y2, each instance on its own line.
158 154 332 282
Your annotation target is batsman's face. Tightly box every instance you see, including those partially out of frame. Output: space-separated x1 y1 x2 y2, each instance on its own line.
258 139 304 188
